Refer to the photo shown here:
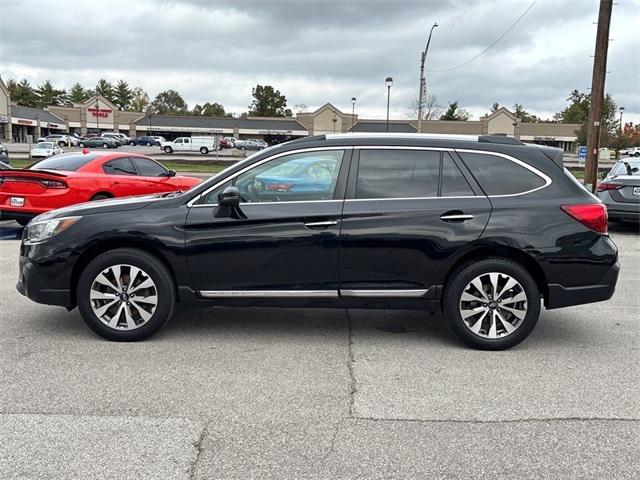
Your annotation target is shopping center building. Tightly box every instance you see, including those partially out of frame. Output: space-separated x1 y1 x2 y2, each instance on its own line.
0 78 580 151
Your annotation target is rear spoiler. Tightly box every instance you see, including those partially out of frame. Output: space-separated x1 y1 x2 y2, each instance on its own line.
0 169 68 178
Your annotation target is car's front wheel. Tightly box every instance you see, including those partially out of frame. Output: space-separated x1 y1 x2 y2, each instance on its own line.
443 258 540 350
77 248 176 341
78 142 86 148
102 143 109 149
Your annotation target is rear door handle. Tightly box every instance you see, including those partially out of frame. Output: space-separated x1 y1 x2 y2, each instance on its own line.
440 213 474 222
304 220 339 229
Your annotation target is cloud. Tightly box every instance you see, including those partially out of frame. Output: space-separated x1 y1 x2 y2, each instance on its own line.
1 0 638 121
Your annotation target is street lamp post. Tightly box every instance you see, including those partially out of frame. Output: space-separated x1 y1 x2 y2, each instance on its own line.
417 22 438 133
619 106 625 131
385 77 393 132
351 97 356 130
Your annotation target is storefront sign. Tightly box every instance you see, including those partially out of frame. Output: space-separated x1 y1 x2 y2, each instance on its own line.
16 118 35 125
534 136 557 141
88 107 112 118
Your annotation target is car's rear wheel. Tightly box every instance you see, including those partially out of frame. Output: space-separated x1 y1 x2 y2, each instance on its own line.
239 146 246 151
164 146 173 153
91 193 112 201
77 248 175 341
200 147 208 154
147 142 153 146
443 258 540 350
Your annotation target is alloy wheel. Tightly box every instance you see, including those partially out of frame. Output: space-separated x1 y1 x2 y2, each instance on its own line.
89 264 158 330
459 272 527 339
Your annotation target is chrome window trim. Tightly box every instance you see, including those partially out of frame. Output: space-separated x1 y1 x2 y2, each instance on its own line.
186 146 351 208
340 289 429 298
198 290 338 298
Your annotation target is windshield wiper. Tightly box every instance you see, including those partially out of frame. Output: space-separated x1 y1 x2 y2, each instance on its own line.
161 190 183 198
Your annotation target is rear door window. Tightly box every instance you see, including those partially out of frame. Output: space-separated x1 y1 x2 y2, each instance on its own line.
458 152 547 195
103 157 137 176
356 150 440 199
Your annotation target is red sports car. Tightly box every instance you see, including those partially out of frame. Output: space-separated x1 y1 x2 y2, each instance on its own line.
0 151 202 225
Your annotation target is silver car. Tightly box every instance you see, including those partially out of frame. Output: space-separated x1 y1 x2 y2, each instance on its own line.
596 158 640 223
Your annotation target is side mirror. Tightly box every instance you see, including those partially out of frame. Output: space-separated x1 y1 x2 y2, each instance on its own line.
214 186 246 219
167 169 176 177
600 171 607 179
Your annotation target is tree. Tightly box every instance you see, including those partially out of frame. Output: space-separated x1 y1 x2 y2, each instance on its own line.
68 83 92 104
249 84 290 117
192 102 228 117
148 89 188 115
555 90 617 145
7 78 39 107
95 79 115 103
129 87 150 112
407 94 443 121
439 101 470 121
35 80 66 107
114 80 133 110
293 104 308 114
512 103 541 123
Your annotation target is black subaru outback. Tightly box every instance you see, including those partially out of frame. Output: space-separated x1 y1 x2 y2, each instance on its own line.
17 134 619 349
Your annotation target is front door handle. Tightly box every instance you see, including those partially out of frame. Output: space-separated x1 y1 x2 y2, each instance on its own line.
304 220 339 229
440 212 474 222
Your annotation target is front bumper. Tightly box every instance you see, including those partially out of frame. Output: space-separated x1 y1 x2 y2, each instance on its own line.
16 253 73 308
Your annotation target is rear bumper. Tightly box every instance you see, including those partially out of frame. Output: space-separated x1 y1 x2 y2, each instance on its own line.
546 260 619 309
16 254 73 308
607 208 640 222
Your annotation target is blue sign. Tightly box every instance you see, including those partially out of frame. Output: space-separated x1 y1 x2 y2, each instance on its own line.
578 146 587 160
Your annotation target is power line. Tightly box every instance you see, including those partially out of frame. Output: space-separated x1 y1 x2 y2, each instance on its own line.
428 0 539 73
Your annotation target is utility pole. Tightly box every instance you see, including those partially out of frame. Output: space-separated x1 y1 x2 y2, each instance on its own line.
417 22 438 133
584 0 613 192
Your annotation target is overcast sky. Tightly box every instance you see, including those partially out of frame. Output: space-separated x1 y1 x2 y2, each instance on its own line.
1 0 638 121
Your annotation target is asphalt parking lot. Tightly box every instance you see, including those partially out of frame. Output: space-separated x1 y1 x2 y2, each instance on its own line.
0 226 638 479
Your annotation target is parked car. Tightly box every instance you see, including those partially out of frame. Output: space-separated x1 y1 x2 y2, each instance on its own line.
152 136 167 146
101 133 125 146
14 133 619 348
0 143 8 164
77 137 118 149
219 137 236 149
235 139 265 151
0 151 201 226
131 136 157 146
596 158 640 223
623 147 640 157
31 142 63 158
161 136 218 154
37 134 72 147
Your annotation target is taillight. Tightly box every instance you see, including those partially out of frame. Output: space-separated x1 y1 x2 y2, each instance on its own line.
560 204 608 234
40 179 67 189
596 182 623 192
266 183 293 192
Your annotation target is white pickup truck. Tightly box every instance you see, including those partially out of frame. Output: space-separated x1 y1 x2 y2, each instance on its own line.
160 136 218 154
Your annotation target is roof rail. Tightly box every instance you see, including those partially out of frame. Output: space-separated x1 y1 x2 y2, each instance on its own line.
326 133 480 141
477 135 524 145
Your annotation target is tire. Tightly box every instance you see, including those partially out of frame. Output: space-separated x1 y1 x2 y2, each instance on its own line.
443 258 540 350
147 142 153 146
164 146 173 154
91 193 112 201
102 143 109 149
634 152 639 157
58 141 65 147
239 146 246 151
200 147 208 154
77 248 176 341
79 142 86 148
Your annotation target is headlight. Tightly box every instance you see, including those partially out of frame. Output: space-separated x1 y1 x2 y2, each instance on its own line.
24 216 82 244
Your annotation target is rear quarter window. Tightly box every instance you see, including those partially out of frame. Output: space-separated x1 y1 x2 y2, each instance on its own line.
459 152 547 195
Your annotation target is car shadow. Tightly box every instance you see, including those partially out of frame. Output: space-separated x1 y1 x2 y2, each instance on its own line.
0 222 23 240
608 221 639 234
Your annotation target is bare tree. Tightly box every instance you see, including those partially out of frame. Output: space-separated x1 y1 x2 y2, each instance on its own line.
407 94 443 121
